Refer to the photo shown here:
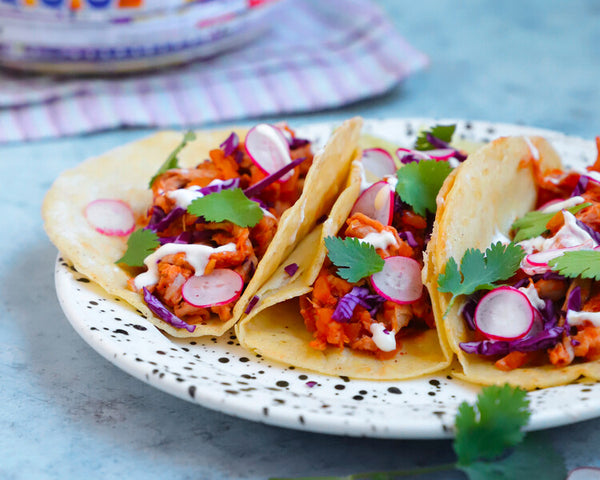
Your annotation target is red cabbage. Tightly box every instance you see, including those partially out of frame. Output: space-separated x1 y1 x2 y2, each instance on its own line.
289 137 310 149
398 231 418 248
571 176 589 197
146 207 185 234
220 132 239 157
284 263 299 276
243 156 308 198
400 153 423 165
245 295 259 314
331 287 385 322
425 132 467 162
460 325 564 356
198 177 240 196
575 218 600 244
143 287 196 333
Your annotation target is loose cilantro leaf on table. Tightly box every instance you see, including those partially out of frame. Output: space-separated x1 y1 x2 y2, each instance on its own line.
512 202 591 242
270 384 567 480
187 188 264 228
415 124 456 150
454 384 530 465
437 242 525 313
324 236 384 283
149 130 197 187
395 159 453 216
549 250 600 280
116 228 159 267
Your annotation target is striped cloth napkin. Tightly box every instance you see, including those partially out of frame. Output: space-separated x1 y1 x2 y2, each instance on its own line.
0 0 428 143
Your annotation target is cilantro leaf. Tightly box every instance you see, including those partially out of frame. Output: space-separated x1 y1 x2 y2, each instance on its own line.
437 242 525 313
548 250 600 280
512 203 591 242
116 228 159 267
459 434 566 480
454 384 530 466
324 236 385 283
187 188 263 228
395 159 453 216
149 131 197 187
415 124 456 150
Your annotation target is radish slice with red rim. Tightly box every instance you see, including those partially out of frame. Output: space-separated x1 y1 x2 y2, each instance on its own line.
182 269 244 308
362 148 397 179
425 148 456 160
350 180 394 225
396 147 431 164
245 124 293 182
525 242 595 268
474 286 535 341
85 198 135 237
370 256 423 304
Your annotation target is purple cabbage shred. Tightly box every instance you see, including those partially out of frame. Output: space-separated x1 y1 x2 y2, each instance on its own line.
220 132 239 157
198 177 240 196
245 295 260 314
146 207 185 234
571 176 589 197
331 287 385 322
398 231 418 248
289 137 310 149
243 156 307 198
575 218 600 244
284 263 299 276
425 132 467 162
142 287 196 333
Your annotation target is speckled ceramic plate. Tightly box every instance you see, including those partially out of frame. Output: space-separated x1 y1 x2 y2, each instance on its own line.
54 118 600 439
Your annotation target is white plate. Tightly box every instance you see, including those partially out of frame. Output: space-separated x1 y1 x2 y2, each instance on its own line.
54 118 600 439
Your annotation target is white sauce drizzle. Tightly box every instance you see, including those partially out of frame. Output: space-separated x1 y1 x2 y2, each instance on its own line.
370 323 396 351
134 242 236 290
384 174 398 190
539 196 584 214
167 186 204 208
358 230 399 251
518 283 545 311
566 310 600 327
523 136 539 160
491 228 511 245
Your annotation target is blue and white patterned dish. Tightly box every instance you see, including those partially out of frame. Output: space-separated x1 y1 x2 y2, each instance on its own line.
54 118 600 438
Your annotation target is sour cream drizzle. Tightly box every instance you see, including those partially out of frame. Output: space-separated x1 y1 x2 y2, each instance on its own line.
358 230 399 251
166 179 232 208
370 323 396 351
134 242 236 290
566 310 600 327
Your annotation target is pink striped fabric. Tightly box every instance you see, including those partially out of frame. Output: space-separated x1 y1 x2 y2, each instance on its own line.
0 0 428 143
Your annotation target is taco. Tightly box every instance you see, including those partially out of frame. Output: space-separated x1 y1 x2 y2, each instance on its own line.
43 118 362 337
427 134 600 389
236 126 471 379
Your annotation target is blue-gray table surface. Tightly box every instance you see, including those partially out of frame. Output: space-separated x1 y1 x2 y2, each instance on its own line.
2 1 599 479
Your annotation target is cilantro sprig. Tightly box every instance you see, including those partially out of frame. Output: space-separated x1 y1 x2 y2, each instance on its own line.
116 228 159 267
511 203 591 242
149 130 197 187
187 188 264 228
415 124 456 151
437 242 525 314
395 159 453 216
270 384 567 480
324 236 384 283
548 250 600 280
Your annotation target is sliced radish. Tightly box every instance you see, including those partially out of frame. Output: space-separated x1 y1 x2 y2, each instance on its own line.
474 287 535 341
362 148 397 180
525 242 595 268
85 198 135 237
181 269 243 308
396 147 430 164
245 124 293 182
370 256 422 304
425 148 456 160
350 180 394 225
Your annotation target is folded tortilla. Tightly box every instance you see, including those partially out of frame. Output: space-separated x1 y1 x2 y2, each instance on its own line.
424 135 600 389
43 118 363 337
235 154 453 380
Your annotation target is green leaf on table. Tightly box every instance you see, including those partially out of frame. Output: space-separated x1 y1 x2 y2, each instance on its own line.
454 384 530 466
116 228 160 267
187 188 263 228
459 433 567 480
395 159 453 216
325 236 385 283
149 130 197 187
